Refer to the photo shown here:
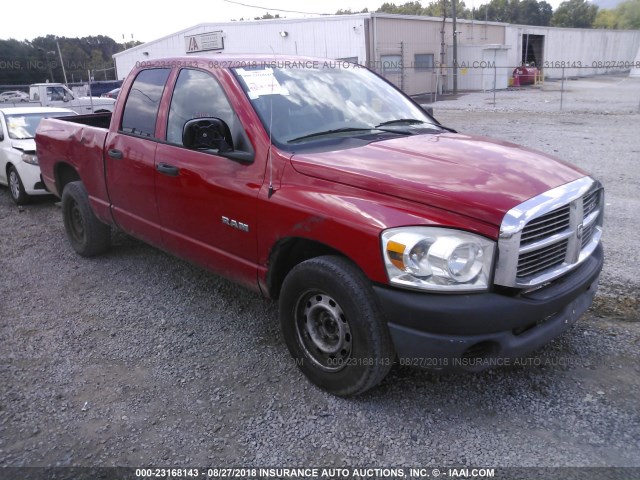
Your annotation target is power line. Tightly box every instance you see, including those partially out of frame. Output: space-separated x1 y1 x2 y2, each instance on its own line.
221 0 327 15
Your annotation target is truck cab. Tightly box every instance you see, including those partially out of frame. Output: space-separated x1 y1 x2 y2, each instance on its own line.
29 83 115 114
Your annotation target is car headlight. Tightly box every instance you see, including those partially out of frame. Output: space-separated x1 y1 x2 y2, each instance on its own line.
21 152 38 165
381 227 495 292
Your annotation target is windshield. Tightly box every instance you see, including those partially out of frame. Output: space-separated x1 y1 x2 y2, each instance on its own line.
232 62 440 149
5 112 75 139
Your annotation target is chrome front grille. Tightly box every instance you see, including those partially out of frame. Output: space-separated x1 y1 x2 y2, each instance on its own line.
581 222 596 249
495 177 604 289
520 205 571 245
517 239 569 277
583 190 599 217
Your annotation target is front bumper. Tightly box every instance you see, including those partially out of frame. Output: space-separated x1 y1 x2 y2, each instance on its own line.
374 244 603 370
16 162 47 196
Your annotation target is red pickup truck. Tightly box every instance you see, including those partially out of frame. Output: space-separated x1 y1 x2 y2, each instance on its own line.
36 56 604 396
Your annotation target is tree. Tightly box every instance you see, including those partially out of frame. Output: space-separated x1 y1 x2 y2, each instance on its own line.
377 1 426 15
0 35 127 85
591 0 640 28
538 1 554 24
516 0 553 25
475 0 552 25
593 8 618 27
377 0 471 19
551 0 598 27
615 0 640 28
476 0 514 22
0 39 34 84
254 12 282 20
335 8 369 14
424 0 472 19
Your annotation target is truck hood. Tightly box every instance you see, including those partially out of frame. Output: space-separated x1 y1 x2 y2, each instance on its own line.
290 132 586 227
10 139 35 153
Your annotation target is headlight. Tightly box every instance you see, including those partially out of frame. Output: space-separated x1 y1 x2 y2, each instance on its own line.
21 152 38 165
382 227 495 292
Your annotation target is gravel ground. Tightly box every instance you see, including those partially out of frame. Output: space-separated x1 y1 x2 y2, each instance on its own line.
1 74 639 473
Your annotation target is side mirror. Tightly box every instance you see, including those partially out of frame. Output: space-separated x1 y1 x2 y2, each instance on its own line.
183 117 233 152
0 130 4 141
63 94 70 102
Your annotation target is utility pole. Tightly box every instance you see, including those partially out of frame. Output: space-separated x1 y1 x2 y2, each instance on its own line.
440 0 446 95
400 41 405 92
452 0 458 94
56 40 68 86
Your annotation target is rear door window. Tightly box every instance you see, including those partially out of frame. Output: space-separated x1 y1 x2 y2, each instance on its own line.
121 68 171 138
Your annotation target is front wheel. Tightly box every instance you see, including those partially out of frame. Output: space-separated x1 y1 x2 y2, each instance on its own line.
61 181 111 257
279 256 395 396
8 166 28 205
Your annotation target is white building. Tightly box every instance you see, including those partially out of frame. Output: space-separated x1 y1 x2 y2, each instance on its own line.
506 25 640 79
113 13 640 95
627 43 640 77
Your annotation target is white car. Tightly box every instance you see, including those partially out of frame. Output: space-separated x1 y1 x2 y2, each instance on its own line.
0 107 76 204
0 91 30 103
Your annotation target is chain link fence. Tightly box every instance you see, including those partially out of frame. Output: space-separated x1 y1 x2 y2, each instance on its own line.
369 62 640 113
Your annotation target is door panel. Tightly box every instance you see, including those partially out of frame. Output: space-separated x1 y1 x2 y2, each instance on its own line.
104 68 171 245
155 68 261 288
105 133 161 244
154 145 261 289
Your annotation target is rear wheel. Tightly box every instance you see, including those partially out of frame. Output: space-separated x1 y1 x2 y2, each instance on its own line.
279 256 395 396
8 166 28 205
61 181 111 257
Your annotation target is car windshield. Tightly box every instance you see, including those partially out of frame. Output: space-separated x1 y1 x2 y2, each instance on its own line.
5 112 74 139
232 62 440 148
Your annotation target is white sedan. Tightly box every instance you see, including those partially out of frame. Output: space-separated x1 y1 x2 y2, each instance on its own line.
0 107 76 204
0 91 30 103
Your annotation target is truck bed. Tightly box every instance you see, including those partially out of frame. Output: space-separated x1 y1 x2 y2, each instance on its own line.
36 116 111 208
61 112 112 129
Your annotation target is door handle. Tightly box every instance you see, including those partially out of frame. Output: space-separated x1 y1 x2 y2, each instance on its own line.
156 163 180 176
108 149 123 159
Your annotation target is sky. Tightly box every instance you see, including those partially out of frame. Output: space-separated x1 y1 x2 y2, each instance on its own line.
2 0 567 44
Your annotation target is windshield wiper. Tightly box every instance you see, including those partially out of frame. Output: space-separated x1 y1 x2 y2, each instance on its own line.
376 118 457 134
375 118 425 127
287 127 378 143
436 124 457 133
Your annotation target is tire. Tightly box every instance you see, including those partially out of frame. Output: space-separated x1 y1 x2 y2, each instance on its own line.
61 181 111 257
279 255 395 396
8 166 29 205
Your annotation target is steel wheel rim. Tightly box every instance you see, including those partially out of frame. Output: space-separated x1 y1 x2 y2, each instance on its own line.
67 200 86 243
9 170 20 200
295 291 352 372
